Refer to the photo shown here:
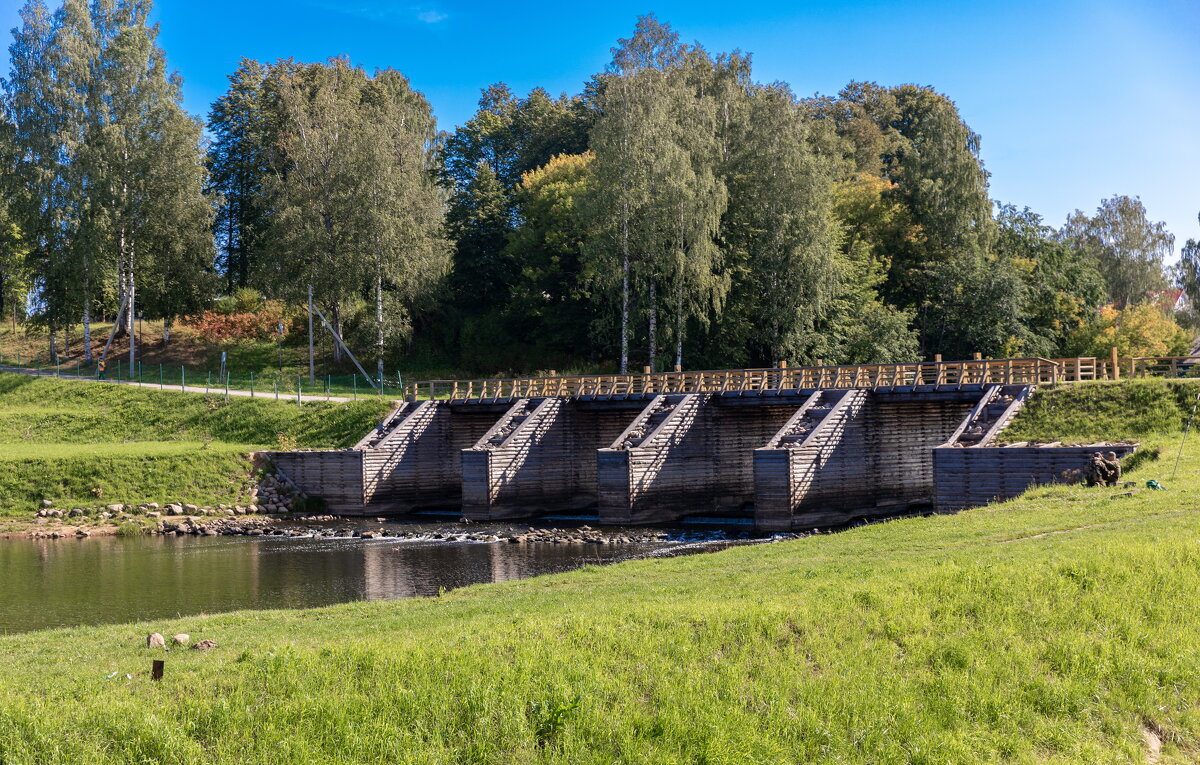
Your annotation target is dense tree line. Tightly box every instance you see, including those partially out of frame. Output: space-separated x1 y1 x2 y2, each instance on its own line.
1 7 1192 374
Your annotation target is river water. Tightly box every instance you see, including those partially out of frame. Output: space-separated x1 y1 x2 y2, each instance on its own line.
0 521 746 634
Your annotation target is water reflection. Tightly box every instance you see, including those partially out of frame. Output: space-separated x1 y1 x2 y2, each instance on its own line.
0 525 669 634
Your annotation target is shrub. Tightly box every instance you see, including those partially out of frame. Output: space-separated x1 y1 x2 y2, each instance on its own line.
187 301 288 343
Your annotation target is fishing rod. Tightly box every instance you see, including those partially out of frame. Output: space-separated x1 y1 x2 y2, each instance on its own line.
1171 390 1200 480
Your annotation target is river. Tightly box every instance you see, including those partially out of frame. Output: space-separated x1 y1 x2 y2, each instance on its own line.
0 520 749 634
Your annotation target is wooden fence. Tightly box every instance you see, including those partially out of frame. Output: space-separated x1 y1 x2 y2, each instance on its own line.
406 355 1200 402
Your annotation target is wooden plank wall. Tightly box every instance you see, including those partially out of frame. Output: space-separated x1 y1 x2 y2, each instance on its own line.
268 450 365 511
869 399 975 507
357 404 499 514
754 391 873 531
463 400 638 520
598 394 797 524
933 444 1137 512
753 393 976 530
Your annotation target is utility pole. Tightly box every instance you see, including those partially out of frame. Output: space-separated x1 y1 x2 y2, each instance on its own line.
307 284 315 385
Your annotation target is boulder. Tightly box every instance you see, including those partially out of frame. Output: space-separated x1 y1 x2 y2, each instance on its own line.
171 633 190 645
106 504 124 513
146 511 161 519
41 499 53 508
74 529 90 537
147 632 166 649
191 639 218 651
183 504 198 513
67 508 83 518
166 504 183 516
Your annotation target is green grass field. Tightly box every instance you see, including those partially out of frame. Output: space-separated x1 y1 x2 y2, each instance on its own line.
0 372 391 518
0 380 1197 761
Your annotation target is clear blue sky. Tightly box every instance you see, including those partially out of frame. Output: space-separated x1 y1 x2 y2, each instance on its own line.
4 0 1198 247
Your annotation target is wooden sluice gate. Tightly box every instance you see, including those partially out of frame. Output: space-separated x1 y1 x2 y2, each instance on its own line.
267 355 1159 528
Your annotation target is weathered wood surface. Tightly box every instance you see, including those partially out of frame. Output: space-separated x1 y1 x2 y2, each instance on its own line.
463 399 635 520
754 391 972 530
598 394 798 524
933 444 1137 512
405 355 1145 402
269 450 365 511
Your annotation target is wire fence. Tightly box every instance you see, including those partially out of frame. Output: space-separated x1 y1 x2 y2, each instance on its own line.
0 351 408 403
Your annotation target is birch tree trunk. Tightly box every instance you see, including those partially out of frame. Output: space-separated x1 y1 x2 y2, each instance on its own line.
83 303 93 362
620 209 630 375
375 269 384 381
647 279 657 373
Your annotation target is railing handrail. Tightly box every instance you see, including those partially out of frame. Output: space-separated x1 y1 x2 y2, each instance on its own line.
405 355 1199 401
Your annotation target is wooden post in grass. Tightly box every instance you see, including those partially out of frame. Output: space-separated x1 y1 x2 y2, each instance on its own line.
151 660 164 681
1111 346 1120 380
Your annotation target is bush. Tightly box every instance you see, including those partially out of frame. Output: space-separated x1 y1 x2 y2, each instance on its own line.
187 301 288 343
1069 304 1191 358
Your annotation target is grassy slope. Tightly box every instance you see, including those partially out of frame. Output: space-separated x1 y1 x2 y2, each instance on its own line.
0 373 391 517
0 382 1198 762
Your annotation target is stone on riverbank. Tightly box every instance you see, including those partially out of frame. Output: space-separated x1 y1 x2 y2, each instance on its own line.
147 633 166 649
192 640 218 651
172 634 190 646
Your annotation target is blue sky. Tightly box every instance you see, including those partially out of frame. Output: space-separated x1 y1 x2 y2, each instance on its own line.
4 0 1198 247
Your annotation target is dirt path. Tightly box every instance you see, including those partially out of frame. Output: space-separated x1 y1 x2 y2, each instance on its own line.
0 365 358 403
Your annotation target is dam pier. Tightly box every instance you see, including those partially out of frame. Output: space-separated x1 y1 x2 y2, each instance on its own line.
269 357 1136 531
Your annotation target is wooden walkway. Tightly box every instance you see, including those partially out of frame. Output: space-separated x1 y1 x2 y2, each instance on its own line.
405 355 1200 403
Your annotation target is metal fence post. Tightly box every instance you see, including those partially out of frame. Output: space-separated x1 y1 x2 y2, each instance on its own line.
250 372 255 398
181 366 185 392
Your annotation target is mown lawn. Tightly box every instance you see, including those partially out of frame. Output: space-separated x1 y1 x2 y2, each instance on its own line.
0 381 1198 762
0 372 391 518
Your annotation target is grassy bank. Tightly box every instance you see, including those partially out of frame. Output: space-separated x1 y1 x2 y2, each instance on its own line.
0 381 1197 761
0 372 391 519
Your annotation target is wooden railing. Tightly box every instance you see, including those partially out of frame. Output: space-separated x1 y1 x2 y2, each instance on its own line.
405 355 1200 402
405 355 1200 401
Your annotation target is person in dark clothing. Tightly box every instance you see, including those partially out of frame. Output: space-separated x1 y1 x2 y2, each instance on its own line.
1102 451 1122 486
1085 452 1108 487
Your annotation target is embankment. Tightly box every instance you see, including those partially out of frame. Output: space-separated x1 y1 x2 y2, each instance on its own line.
0 372 391 527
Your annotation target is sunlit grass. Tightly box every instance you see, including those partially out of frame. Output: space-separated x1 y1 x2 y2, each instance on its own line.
0 372 391 517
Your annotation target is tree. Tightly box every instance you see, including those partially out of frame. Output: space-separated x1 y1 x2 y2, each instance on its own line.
259 58 447 375
4 0 85 359
584 15 729 372
1071 304 1191 358
438 83 593 365
807 82 994 353
1174 212 1200 313
1060 195 1172 308
0 118 31 328
207 58 271 291
994 203 1105 356
716 81 841 366
504 151 596 362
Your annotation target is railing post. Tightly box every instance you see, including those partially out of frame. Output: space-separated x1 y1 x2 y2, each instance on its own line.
1111 347 1120 381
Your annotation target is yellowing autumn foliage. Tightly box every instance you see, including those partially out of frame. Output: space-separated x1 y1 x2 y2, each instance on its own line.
1075 304 1192 358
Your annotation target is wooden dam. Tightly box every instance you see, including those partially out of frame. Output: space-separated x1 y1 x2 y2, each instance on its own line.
269 356 1140 531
